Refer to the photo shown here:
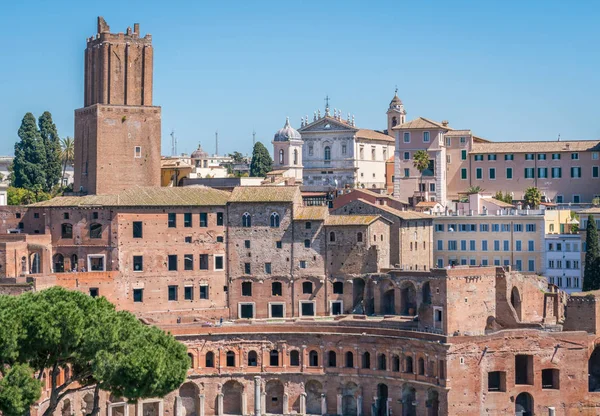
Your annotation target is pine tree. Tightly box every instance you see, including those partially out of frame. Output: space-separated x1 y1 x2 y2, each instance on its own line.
583 215 600 291
250 141 273 177
11 113 47 191
38 111 62 191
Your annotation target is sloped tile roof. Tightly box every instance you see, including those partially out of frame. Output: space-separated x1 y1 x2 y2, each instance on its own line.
355 129 394 142
444 130 471 137
325 215 380 226
229 186 300 203
355 198 432 220
31 186 231 207
393 117 452 130
471 140 600 154
486 197 515 208
294 206 329 220
580 207 600 214
416 201 440 208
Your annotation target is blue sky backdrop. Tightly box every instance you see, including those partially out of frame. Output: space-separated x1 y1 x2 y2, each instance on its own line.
1 0 599 157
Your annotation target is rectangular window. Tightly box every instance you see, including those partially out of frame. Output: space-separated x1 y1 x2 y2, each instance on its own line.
526 224 536 232
542 369 559 389
537 153 546 160
571 153 579 160
528 259 535 272
528 241 534 251
489 168 496 179
482 240 488 251
461 150 467 160
270 303 284 318
460 240 467 251
276 241 282 249
552 153 561 160
437 258 444 268
244 240 251 249
501 224 510 232
460 136 466 145
403 151 410 160
403 132 410 143
474 154 484 161
488 371 506 392
342 144 347 155
571 167 581 178
299 260 307 269
200 285 209 299
265 263 272 274
200 213 208 227
133 255 143 272
429 183 436 192
184 213 192 227
503 240 509 251
516 241 522 251
573 195 581 203
437 240 443 250
185 236 192 243
494 240 500 251
488 154 497 161
134 146 142 158
445 137 451 147
435 224 444 232
423 131 430 142
404 168 410 178
168 255 178 271
480 224 489 232
300 302 315 316
538 167 548 178
184 254 194 271
89 288 99 298
506 167 513 179
242 281 252 296
552 167 562 178
168 213 176 228
244 263 251 274
184 286 193 300
448 241 457 251
492 224 500 232
239 303 255 319
133 288 143 303
524 168 535 179
594 152 599 160
199 254 209 270
505 154 514 161
461 168 467 180
525 154 534 160
331 301 342 315
476 168 482 179
481 258 488 266
469 240 476 251
133 221 143 238
593 166 599 178
514 224 523 232
217 212 224 226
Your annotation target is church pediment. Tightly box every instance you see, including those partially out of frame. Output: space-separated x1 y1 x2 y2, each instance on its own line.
299 116 357 133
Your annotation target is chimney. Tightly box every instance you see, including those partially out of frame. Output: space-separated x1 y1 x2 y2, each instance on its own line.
442 120 449 127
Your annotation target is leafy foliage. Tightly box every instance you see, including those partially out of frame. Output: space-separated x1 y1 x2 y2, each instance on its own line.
0 364 42 416
494 191 513 204
523 187 542 208
466 186 484 195
38 112 63 191
7 186 51 205
250 142 273 177
11 113 47 191
583 215 600 291
228 151 245 163
61 136 75 185
0 287 189 416
412 150 430 202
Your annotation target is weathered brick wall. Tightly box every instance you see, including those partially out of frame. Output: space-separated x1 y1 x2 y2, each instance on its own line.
0 206 27 233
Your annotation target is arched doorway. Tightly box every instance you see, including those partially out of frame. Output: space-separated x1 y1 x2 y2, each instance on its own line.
265 379 284 414
352 278 365 314
376 384 388 416
515 392 533 416
222 380 244 415
70 254 78 271
426 390 439 416
342 382 359 416
179 382 199 416
400 282 417 316
306 380 323 415
401 385 416 416
590 346 600 391
82 393 94 415
53 254 64 273
511 287 522 321
61 399 71 416
30 252 41 274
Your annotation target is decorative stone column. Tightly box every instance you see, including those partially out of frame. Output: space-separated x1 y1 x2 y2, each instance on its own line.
300 393 307 415
321 394 327 415
254 376 261 416
283 393 289 415
174 396 182 416
337 394 342 415
242 391 247 416
199 394 205 416
261 391 266 416
217 393 224 416
357 396 362 416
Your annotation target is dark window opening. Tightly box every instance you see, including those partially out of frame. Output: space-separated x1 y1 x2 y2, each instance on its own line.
168 285 178 301
345 352 354 368
305 221 311 229
242 282 252 296
304 239 310 248
328 351 337 367
184 255 193 270
405 356 413 373
168 213 176 228
418 357 425 375
362 352 371 369
61 223 73 239
331 301 342 315
89 288 99 298
488 371 506 392
309 350 319 367
199 212 208 227
168 255 178 271
244 240 251 248
270 350 279 366
226 351 235 367
133 288 143 303
92 212 98 220
132 221 143 238
133 255 143 272
89 223 102 239
215 256 223 270
542 369 559 389
515 355 533 385
303 281 313 294
301 302 314 316
290 350 300 366
333 281 344 294
248 351 258 366
205 352 214 367
272 281 282 296
270 304 284 318
200 285 209 299
240 303 254 318
216 212 224 226
184 213 192 227
200 254 209 270
184 286 193 300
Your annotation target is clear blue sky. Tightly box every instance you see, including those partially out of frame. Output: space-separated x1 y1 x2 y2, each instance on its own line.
1 0 599 157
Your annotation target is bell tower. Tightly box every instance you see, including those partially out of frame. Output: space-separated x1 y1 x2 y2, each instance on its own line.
387 88 406 134
74 17 161 195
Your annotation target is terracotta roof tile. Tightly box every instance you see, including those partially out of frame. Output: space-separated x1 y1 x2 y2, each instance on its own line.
229 186 300 203
294 206 328 220
325 215 380 226
580 207 600 214
471 140 600 154
486 197 515 208
393 117 452 130
444 130 471 137
416 201 439 208
355 129 394 142
355 198 432 220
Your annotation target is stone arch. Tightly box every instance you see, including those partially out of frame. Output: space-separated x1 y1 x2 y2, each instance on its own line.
511 286 522 321
345 351 354 368
378 353 387 370
248 350 258 367
515 392 533 416
401 384 417 416
376 384 389 416
381 279 396 315
342 382 359 416
426 389 439 416
82 393 94 415
179 382 199 416
61 398 71 416
205 351 215 368
400 281 417 316
590 345 600 391
309 350 319 367
265 379 284 414
222 380 244 415
305 380 323 415
53 253 65 273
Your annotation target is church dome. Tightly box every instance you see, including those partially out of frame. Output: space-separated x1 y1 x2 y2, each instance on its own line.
273 117 301 142
191 144 208 159
389 92 403 108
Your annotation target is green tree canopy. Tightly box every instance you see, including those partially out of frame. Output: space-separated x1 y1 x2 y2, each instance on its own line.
11 113 47 191
250 141 273 177
412 150 430 202
523 186 542 208
38 111 62 191
0 287 189 416
60 136 75 185
583 215 600 291
466 186 484 195
229 151 245 163
7 186 51 205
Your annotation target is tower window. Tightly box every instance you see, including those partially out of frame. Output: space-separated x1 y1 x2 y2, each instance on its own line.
134 146 142 158
279 149 284 165
324 146 331 161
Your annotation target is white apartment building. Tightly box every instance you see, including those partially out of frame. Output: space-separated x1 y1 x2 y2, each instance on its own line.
544 234 582 293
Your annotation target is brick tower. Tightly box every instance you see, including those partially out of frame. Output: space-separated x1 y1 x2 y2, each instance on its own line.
74 17 161 195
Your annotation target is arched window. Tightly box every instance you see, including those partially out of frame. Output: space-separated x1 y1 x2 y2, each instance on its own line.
309 350 319 367
357 232 363 242
188 353 195 368
418 357 425 375
392 355 400 372
345 351 354 368
362 352 371 369
279 149 284 165
61 223 73 239
248 350 258 366
405 356 413 373
378 354 387 370
294 149 298 165
226 351 235 367
53 254 65 273
392 116 397 127
329 231 336 242
290 350 300 366
324 146 331 161
205 351 214 368
328 351 337 367
242 213 251 228
70 254 78 271
303 281 313 294
272 281 282 296
270 212 280 228
270 350 279 366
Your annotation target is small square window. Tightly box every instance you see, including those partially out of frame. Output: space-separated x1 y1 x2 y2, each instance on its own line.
303 281 313 294
244 263 251 274
270 303 284 318
92 212 98 220
63 212 69 220
33 213 40 219
305 222 312 229
15 213 21 219
244 240 251 249
134 146 142 158
216 236 224 243
133 288 144 303
240 303 254 319
276 241 282 249
184 286 193 300
200 285 209 299
300 260 307 269
133 255 143 272
301 302 315 316
185 236 192 243
89 288 99 298
214 255 224 271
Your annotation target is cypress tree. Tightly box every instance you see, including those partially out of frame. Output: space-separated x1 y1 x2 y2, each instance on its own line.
11 113 47 191
583 215 600 291
250 141 273 177
38 111 62 191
